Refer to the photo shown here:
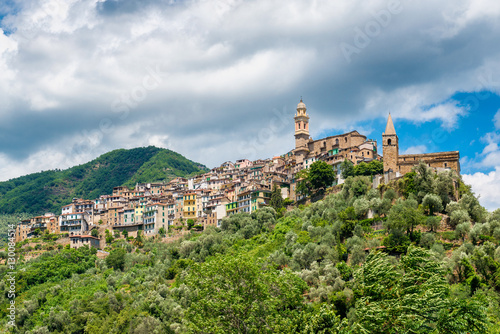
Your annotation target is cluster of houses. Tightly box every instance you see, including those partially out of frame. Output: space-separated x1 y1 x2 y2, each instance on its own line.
14 156 339 247
16 100 460 250
13 100 384 248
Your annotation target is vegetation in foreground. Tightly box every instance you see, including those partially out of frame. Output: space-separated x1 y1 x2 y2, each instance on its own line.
1 162 500 333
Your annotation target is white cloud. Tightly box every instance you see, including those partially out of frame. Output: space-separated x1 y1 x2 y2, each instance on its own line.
463 168 500 211
402 145 428 155
494 109 500 130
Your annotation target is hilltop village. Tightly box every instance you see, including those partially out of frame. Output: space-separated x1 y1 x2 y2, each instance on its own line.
15 100 461 249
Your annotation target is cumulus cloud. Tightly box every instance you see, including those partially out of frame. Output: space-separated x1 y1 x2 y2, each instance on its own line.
402 145 428 155
1 0 500 183
494 109 500 130
463 168 500 211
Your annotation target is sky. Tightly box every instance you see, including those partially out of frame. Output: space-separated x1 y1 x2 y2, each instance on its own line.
0 0 500 210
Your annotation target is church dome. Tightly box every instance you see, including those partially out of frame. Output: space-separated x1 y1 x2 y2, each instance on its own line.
297 99 306 109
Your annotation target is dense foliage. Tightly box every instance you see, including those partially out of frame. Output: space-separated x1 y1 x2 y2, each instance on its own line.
297 161 336 196
0 147 208 215
2 161 500 333
340 159 383 179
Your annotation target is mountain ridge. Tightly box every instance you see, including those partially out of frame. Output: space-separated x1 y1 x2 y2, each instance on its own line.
0 146 209 215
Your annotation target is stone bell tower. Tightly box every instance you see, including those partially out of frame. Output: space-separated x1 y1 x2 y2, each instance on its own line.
382 113 399 173
294 99 310 163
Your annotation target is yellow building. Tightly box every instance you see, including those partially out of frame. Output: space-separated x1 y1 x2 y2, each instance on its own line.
183 193 197 219
250 190 271 212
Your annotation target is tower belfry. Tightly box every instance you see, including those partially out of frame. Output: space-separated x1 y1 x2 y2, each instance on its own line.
382 113 399 173
294 99 310 163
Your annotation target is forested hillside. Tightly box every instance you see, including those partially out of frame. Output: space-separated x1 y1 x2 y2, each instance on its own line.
2 162 500 333
0 146 208 215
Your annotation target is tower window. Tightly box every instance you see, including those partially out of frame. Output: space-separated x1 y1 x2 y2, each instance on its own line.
345 137 347 142
388 139 392 145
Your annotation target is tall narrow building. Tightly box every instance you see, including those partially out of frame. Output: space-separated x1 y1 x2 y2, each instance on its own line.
294 99 310 163
382 113 399 173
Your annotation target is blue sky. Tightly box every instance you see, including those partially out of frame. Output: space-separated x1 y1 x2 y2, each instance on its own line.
1 0 500 210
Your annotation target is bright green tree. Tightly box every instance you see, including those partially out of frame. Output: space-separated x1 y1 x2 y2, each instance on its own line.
308 161 335 191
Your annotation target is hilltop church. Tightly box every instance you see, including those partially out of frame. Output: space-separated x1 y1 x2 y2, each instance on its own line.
291 99 379 169
382 113 460 176
290 99 460 177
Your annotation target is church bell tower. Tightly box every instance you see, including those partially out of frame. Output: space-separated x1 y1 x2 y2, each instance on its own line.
382 113 399 173
294 99 310 163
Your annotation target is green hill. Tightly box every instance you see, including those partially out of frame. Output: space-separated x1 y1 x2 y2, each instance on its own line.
0 146 209 215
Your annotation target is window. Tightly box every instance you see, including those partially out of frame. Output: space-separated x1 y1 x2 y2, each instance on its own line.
388 139 392 145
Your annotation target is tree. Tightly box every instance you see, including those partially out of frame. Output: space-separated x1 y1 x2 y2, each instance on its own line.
459 194 486 223
270 184 284 212
106 248 126 271
187 219 195 230
340 159 355 179
385 201 425 236
134 231 144 248
354 160 383 176
296 168 312 197
182 255 307 333
353 198 370 219
425 215 442 232
105 229 114 244
158 226 166 237
91 229 99 237
422 193 444 216
455 222 471 242
122 230 128 238
309 161 335 191
413 161 435 202
383 188 397 202
434 171 455 206
450 209 470 229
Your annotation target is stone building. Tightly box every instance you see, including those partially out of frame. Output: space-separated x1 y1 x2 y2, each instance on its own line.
382 113 460 177
69 235 100 249
292 99 379 167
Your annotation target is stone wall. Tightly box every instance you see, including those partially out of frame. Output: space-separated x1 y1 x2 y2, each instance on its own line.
397 151 460 174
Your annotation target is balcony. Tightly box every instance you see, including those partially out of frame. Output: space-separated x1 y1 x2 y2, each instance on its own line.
61 221 82 226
